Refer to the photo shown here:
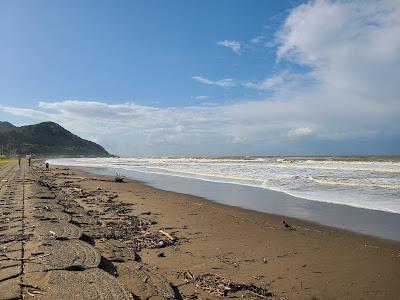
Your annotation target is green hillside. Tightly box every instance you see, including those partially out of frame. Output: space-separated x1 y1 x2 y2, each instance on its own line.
0 121 111 157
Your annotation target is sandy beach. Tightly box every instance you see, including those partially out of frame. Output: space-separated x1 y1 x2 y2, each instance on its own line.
1 161 399 299
2 0 400 299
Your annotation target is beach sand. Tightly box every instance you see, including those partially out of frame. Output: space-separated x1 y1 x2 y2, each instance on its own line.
1 162 399 299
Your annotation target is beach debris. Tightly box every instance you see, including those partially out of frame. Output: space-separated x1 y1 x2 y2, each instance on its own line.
20 283 45 297
34 202 65 211
36 192 56 199
159 229 176 242
282 220 295 230
113 173 124 183
81 213 174 251
216 255 239 268
134 231 176 251
134 229 176 251
37 179 53 190
103 202 132 215
179 271 272 298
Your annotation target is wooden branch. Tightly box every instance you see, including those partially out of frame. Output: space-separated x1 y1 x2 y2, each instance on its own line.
159 230 176 241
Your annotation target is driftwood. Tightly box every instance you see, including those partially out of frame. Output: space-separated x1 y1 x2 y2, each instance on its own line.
282 220 295 230
179 271 272 298
113 173 124 183
159 230 176 241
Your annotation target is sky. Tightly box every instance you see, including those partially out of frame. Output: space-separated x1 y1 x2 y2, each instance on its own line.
0 0 399 156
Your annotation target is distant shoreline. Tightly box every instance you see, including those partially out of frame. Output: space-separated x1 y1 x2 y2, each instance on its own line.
92 155 400 161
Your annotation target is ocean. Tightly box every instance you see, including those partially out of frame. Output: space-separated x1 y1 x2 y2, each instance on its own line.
48 156 400 214
47 156 400 240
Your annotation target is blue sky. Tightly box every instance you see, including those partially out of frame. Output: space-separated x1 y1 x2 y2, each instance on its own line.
1 0 399 156
0 0 291 107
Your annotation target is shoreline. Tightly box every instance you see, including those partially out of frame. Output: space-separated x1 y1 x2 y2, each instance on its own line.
87 166 400 214
57 164 400 299
75 166 400 246
71 165 400 242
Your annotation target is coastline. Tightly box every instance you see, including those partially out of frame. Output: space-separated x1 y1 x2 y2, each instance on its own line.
58 164 400 299
72 165 400 243
74 165 400 241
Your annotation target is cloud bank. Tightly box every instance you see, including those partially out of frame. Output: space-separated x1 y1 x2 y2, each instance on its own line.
2 0 399 156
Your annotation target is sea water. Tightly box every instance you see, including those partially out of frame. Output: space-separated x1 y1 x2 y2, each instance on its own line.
48 157 400 214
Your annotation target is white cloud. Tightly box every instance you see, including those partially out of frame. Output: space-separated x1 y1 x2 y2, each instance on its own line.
200 102 218 106
251 36 264 44
193 72 307 91
287 127 313 138
217 40 241 54
196 70 304 92
192 76 236 88
276 0 400 99
0 104 50 119
191 95 209 100
242 71 315 92
243 74 285 90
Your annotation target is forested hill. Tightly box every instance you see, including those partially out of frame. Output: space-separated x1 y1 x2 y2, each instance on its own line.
0 121 111 157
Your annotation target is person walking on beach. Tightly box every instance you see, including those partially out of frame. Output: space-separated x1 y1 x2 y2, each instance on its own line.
28 157 31 166
46 162 49 170
18 158 21 166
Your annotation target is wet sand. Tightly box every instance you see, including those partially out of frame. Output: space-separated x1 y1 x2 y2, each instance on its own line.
78 166 400 241
1 162 400 299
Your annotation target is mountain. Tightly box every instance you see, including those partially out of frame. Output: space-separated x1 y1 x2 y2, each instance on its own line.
0 121 112 157
0 121 17 132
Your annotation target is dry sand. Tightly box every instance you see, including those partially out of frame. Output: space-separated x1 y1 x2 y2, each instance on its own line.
1 161 399 299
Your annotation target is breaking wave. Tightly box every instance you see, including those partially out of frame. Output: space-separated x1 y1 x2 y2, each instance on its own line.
47 156 400 214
